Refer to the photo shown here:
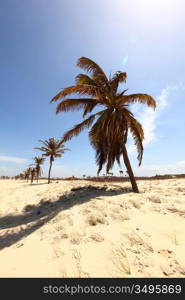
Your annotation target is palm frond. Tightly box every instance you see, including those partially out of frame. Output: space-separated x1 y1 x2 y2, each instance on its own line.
96 141 109 175
128 115 144 166
118 94 156 109
34 156 45 163
77 57 108 85
34 146 49 152
62 114 98 143
41 153 51 157
50 85 98 103
109 71 127 94
117 89 129 97
82 101 98 117
62 110 106 143
75 74 98 86
56 98 97 114
54 154 62 158
38 139 50 148
89 126 109 175
89 110 125 174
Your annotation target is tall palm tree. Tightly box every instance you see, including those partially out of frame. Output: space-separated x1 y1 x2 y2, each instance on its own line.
35 138 70 183
33 157 45 182
51 57 156 192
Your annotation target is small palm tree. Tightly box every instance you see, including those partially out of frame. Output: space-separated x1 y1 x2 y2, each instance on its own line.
33 156 45 182
24 167 32 181
30 168 36 184
51 57 156 193
35 138 70 183
108 172 113 176
18 173 22 180
119 170 123 176
23 170 28 180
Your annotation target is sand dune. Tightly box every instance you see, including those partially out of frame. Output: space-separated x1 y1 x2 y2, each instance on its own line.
0 178 185 277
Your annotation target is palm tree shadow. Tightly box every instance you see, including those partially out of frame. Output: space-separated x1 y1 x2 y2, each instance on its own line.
0 185 131 250
0 212 57 250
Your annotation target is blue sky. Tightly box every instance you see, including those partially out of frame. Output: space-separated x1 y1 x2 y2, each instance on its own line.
0 0 185 177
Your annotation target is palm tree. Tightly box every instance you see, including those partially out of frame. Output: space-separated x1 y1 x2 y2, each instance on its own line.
19 173 24 180
35 138 70 183
30 168 36 184
119 170 123 176
107 172 113 176
51 57 156 192
24 167 32 182
33 156 45 182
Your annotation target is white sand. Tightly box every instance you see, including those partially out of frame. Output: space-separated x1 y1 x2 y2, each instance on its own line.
0 178 185 277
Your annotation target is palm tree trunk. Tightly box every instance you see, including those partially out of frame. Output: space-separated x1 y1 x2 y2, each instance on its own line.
122 145 139 193
48 157 53 184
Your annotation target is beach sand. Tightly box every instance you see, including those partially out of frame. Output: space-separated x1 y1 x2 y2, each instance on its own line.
0 178 185 278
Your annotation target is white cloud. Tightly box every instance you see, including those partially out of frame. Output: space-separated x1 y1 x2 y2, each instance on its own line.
139 87 169 145
0 166 23 176
0 167 9 173
0 155 28 164
128 85 177 152
134 160 185 176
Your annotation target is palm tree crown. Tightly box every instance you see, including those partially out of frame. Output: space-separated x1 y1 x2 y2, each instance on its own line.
35 138 69 160
33 156 45 181
51 57 156 192
35 138 70 183
34 156 45 169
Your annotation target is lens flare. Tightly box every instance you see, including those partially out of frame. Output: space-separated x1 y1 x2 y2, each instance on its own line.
123 55 128 65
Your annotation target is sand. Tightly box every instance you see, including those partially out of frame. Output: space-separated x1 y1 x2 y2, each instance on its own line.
0 178 185 278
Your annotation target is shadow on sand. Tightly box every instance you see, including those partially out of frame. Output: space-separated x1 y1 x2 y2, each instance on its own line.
0 185 131 250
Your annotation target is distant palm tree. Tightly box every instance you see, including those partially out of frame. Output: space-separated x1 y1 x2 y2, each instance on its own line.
51 57 156 192
30 168 36 184
108 172 113 176
23 170 27 180
119 170 123 176
33 157 45 182
35 138 70 183
19 173 24 180
24 167 32 181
